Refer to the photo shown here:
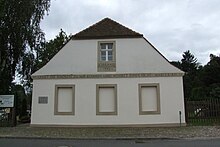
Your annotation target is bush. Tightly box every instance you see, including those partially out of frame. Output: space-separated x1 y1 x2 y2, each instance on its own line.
19 115 30 123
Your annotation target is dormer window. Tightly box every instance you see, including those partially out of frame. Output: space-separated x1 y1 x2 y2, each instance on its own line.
97 41 116 72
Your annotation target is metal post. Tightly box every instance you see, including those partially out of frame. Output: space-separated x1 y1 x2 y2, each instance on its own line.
179 111 182 127
12 107 16 127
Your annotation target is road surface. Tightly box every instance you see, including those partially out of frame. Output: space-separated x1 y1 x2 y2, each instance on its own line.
0 138 220 147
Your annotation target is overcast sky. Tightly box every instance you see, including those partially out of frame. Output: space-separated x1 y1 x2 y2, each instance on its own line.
40 0 220 65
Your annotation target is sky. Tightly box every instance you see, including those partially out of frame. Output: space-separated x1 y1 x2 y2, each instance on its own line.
40 0 220 65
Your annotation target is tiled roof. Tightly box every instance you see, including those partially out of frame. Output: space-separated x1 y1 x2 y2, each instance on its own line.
72 18 143 40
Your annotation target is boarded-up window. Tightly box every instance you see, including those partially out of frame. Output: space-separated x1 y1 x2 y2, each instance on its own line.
96 84 117 115
139 84 160 115
54 85 75 115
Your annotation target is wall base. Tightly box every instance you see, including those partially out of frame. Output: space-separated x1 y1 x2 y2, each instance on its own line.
30 123 186 128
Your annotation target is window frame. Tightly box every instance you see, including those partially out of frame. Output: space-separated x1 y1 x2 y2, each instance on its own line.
97 41 116 72
100 43 113 61
138 83 161 115
54 84 75 115
96 84 118 115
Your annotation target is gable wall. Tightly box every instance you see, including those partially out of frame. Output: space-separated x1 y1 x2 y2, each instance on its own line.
33 38 182 75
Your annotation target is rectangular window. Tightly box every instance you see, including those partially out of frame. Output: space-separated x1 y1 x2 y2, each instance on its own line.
96 84 117 115
139 83 160 115
97 41 116 72
38 96 48 104
100 43 113 61
54 85 75 115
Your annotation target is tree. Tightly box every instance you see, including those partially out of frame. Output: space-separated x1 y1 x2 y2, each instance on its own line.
36 29 70 70
172 51 220 100
181 50 199 72
179 50 200 100
200 54 220 87
198 54 220 99
0 0 50 94
20 98 27 117
11 84 27 116
170 61 182 70
19 29 70 92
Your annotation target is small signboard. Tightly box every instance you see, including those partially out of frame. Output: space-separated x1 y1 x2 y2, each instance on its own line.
0 95 14 108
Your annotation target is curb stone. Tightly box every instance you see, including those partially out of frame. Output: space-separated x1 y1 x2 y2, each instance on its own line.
1 136 220 141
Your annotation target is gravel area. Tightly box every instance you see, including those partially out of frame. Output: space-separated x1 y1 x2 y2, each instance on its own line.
0 124 220 139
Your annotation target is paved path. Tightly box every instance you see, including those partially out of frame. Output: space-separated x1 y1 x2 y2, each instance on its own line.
1 125 220 139
1 138 220 147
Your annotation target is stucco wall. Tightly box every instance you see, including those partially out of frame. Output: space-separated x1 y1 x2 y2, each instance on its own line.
33 38 183 75
31 77 185 126
31 37 185 126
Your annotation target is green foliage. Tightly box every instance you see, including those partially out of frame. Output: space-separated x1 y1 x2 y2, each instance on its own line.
19 29 70 92
191 87 208 100
36 29 70 70
200 54 220 87
10 84 28 116
172 51 220 100
209 84 220 99
19 115 30 123
170 61 181 70
181 50 199 72
0 0 50 94
180 50 200 99
20 98 27 117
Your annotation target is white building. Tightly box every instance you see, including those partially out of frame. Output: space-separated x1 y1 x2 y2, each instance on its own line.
31 18 186 127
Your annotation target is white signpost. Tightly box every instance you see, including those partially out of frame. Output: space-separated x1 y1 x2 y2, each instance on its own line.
0 95 14 108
